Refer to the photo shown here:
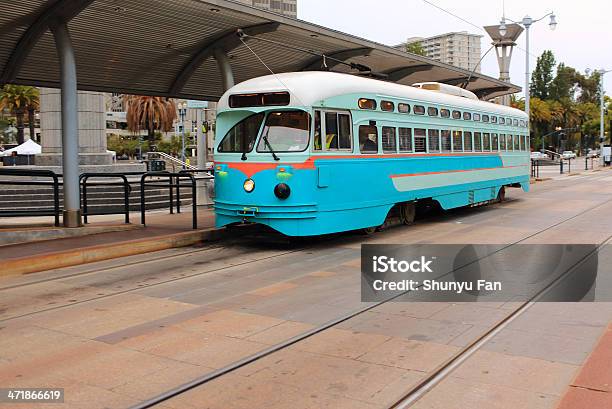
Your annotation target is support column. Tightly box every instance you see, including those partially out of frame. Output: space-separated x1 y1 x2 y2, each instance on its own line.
213 48 235 91
51 23 81 227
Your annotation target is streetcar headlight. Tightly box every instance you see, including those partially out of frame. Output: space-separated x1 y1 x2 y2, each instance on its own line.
243 179 255 193
274 183 291 200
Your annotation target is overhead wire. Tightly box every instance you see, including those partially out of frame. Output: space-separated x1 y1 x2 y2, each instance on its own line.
422 0 540 61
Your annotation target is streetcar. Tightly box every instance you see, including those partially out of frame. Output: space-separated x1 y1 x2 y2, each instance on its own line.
213 71 530 236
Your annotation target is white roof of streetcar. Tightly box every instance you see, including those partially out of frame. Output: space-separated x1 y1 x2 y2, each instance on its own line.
218 72 528 119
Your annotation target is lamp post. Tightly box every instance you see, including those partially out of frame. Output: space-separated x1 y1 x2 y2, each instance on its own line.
499 12 557 118
542 126 563 153
598 69 611 166
178 102 187 167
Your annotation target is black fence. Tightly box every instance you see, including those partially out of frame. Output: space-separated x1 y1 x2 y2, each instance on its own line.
80 173 131 224
0 168 60 226
140 172 199 229
531 160 540 179
0 168 213 229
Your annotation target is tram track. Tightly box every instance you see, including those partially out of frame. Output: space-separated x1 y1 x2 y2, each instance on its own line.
0 172 609 325
2 169 604 296
3 167 604 294
128 183 612 409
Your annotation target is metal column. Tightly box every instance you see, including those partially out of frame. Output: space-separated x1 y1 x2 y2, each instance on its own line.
214 48 235 91
51 23 81 227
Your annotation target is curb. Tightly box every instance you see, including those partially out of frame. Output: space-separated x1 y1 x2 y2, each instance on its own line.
0 227 223 277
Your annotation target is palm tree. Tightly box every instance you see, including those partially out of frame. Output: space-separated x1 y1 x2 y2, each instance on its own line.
27 93 40 143
124 95 177 146
0 85 39 144
509 95 524 110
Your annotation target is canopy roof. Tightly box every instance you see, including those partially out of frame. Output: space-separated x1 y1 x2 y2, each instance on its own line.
0 0 519 101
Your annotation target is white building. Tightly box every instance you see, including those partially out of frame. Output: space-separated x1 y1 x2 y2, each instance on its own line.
403 31 482 73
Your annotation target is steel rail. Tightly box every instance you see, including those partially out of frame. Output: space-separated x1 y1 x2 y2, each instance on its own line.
129 188 612 409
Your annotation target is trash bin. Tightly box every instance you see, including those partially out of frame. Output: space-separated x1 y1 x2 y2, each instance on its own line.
149 160 166 171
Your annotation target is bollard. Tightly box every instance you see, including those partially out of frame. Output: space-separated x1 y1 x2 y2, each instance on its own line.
560 159 564 174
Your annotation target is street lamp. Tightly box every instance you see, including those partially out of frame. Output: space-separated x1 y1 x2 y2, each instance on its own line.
500 12 557 119
178 101 187 167
598 69 611 166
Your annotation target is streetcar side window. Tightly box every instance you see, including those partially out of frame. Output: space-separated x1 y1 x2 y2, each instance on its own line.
381 100 395 112
473 113 481 121
491 116 498 124
313 110 322 151
428 107 439 116
398 127 413 152
359 125 378 154
452 110 461 120
492 133 499 151
338 113 352 150
358 98 377 110
414 105 425 115
325 112 339 149
463 112 472 121
452 130 463 152
440 108 450 118
398 103 411 113
474 132 482 152
483 133 491 151
499 118 505 125
506 134 513 151
414 128 427 152
464 131 473 152
382 126 397 153
482 115 490 123
315 111 352 151
428 129 440 152
514 135 520 150
523 135 528 151
441 130 451 152
500 134 507 151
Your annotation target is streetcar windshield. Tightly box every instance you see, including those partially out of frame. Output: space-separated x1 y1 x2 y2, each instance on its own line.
218 112 264 153
256 111 311 153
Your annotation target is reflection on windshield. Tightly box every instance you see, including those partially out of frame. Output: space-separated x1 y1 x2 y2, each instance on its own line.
257 111 311 153
218 113 264 153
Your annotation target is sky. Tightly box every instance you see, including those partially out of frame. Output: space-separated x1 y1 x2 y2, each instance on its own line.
297 0 612 96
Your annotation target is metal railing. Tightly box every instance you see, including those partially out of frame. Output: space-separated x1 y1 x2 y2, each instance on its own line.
560 158 573 174
0 168 60 226
147 151 197 171
80 173 131 224
140 172 198 229
531 160 540 179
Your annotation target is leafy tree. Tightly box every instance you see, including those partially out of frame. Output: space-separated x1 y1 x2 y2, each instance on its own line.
576 70 601 104
405 41 426 56
530 50 556 100
550 63 578 100
0 85 39 145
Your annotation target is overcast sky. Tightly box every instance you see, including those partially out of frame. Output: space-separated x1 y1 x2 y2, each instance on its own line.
298 0 612 96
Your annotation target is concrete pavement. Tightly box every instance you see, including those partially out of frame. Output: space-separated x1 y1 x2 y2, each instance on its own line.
0 171 611 408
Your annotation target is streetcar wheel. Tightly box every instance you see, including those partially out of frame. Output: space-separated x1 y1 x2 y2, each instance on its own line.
399 202 416 225
361 226 377 235
497 186 506 203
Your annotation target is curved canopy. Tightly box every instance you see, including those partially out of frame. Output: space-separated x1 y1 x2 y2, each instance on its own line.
0 0 519 101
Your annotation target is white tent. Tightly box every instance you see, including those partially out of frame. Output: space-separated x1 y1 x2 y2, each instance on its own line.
2 139 42 156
